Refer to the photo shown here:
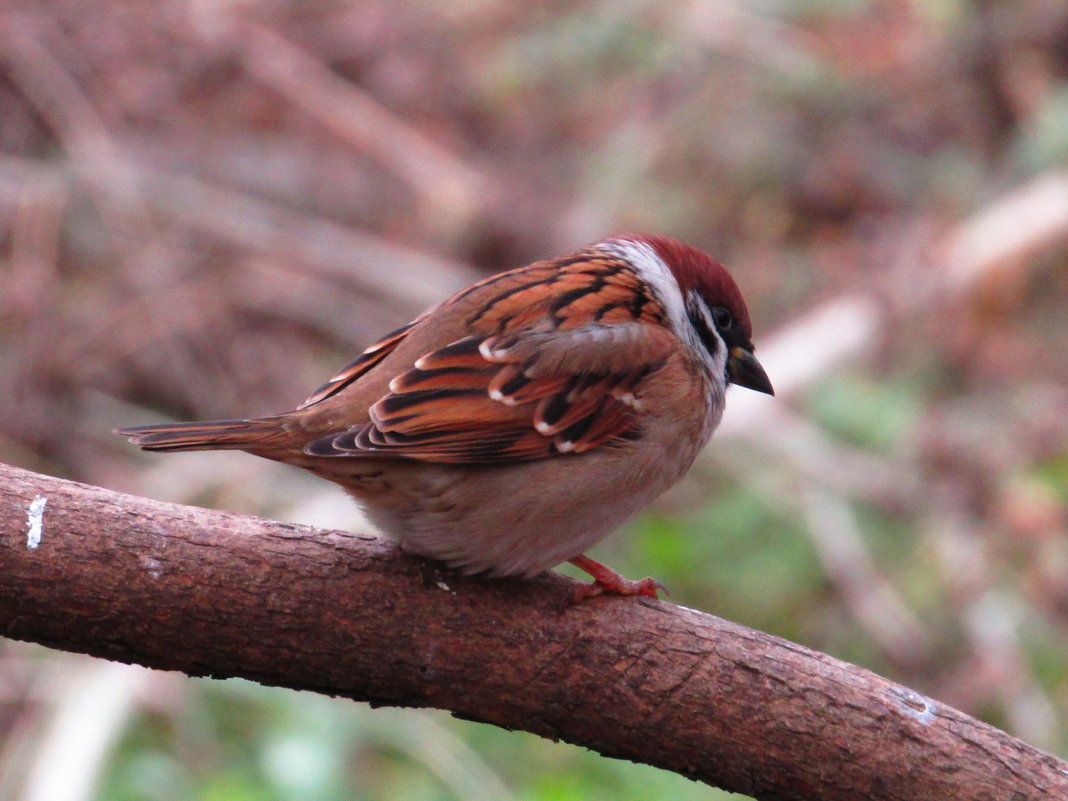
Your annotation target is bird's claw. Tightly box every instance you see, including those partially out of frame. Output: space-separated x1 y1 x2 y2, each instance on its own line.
566 574 668 606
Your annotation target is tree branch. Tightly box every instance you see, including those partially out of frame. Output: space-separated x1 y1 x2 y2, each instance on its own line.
2 461 1066 801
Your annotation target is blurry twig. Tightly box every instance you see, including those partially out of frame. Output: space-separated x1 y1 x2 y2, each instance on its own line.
961 593 1060 749
930 515 1062 749
800 487 931 665
749 410 916 508
239 24 491 229
721 170 1068 436
666 0 819 76
5 167 65 320
138 169 482 314
375 714 518 801
17 657 150 801
236 257 409 343
944 171 1068 289
0 14 152 235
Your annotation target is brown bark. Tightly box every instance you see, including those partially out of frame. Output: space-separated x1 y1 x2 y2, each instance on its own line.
1 460 1065 800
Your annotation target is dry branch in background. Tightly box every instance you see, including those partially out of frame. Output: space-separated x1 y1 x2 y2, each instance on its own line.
2 461 1066 801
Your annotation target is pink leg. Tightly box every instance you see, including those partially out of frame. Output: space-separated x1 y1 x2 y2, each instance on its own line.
567 554 667 604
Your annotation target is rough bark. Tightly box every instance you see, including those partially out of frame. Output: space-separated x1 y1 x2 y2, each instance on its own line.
1 460 1065 800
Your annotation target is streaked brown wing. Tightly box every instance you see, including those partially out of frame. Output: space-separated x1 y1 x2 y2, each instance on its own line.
454 250 667 332
299 318 423 409
305 327 673 464
304 251 673 464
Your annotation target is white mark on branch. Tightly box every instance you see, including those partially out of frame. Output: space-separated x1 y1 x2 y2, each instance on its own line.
26 496 46 549
887 686 937 725
142 556 163 579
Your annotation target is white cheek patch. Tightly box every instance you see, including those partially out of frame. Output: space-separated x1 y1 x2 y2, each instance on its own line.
603 238 728 376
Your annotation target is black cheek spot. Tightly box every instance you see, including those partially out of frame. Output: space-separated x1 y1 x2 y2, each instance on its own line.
687 307 719 358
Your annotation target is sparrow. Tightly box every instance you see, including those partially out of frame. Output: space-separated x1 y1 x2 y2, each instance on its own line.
117 235 773 602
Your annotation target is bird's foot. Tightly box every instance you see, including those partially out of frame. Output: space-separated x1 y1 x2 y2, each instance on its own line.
566 554 668 605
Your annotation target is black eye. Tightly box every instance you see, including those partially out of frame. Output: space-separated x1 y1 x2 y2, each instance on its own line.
711 306 734 331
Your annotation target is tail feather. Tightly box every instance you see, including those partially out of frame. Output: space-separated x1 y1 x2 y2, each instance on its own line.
115 418 283 452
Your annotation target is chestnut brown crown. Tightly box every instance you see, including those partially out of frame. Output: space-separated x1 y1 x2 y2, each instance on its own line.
619 234 772 396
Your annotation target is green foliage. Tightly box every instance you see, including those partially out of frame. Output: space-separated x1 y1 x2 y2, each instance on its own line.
628 489 821 637
806 373 918 452
101 678 748 801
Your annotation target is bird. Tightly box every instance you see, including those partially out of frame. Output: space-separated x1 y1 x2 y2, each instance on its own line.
117 234 773 602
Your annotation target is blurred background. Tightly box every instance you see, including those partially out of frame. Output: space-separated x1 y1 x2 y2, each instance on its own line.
2 0 1068 799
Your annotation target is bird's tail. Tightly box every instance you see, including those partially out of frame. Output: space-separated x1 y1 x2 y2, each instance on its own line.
115 418 285 453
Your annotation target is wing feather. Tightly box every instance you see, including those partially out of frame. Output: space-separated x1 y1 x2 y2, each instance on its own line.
299 319 422 409
303 252 674 464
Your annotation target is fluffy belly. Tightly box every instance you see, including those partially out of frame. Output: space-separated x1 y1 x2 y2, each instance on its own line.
351 437 700 578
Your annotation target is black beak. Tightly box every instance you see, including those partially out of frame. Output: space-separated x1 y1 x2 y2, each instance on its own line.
728 347 774 396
